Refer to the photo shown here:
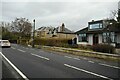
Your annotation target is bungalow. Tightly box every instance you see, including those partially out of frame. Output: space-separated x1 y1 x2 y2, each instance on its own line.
76 19 120 48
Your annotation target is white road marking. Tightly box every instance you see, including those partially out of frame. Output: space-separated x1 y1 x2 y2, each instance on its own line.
88 61 94 63
83 58 87 60
11 47 16 49
64 64 113 80
17 49 26 53
31 53 50 61
99 63 120 69
73 58 80 60
0 52 28 80
65 56 81 60
64 56 72 59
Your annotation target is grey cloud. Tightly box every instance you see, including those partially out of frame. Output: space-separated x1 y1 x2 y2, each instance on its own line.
2 2 118 31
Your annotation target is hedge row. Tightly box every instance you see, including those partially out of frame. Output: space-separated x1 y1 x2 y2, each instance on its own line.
91 44 115 53
18 38 115 54
77 44 115 53
31 38 72 47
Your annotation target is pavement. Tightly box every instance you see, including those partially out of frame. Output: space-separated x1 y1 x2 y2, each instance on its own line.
1 44 120 79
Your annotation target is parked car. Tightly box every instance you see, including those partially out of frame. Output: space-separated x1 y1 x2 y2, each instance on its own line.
0 40 11 48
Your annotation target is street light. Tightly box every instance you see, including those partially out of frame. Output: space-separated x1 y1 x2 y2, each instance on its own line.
107 22 112 53
32 19 35 48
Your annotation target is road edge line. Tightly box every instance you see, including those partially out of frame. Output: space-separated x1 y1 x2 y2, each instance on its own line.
0 52 29 80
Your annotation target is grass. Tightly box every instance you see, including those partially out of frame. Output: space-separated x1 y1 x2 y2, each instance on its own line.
40 46 120 62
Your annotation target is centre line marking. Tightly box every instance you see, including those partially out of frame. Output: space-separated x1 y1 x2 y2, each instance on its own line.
31 53 50 61
64 56 72 59
17 49 26 53
64 64 113 80
74 58 80 60
88 61 94 63
99 63 120 69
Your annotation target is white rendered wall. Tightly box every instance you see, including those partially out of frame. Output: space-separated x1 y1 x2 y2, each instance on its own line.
88 34 93 45
98 34 102 44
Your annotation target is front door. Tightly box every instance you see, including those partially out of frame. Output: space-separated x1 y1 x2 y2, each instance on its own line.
93 34 99 45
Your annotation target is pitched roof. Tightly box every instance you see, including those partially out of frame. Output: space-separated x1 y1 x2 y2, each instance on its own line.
56 26 74 33
75 23 120 34
36 26 74 34
75 27 88 34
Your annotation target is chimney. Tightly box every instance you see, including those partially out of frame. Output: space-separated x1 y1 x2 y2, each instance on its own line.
92 20 94 22
60 23 65 32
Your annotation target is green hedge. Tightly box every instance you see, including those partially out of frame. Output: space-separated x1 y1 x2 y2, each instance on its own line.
32 38 71 47
91 44 115 53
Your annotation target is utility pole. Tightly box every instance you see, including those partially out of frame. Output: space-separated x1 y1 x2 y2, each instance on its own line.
32 19 35 48
108 23 112 53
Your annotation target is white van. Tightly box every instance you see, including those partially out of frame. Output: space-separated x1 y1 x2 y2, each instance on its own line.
0 40 11 47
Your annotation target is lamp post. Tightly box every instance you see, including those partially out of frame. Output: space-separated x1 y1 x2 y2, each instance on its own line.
108 23 112 53
32 19 35 48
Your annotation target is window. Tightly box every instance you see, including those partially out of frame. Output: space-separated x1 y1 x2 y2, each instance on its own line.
102 32 115 43
89 23 103 29
78 34 87 42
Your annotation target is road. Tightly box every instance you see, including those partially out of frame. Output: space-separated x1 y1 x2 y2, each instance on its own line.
1 44 120 79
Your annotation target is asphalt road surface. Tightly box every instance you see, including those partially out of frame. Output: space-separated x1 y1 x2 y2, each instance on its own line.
1 44 120 79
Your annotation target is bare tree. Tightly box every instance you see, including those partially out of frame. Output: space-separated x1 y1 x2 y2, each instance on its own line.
109 10 118 20
11 17 32 37
117 9 120 22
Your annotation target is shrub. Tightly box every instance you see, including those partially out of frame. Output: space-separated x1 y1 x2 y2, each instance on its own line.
78 44 91 50
18 39 29 46
91 44 115 53
68 44 79 48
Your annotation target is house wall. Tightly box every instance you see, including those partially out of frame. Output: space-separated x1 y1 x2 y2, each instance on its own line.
88 34 93 45
76 35 88 45
98 34 102 44
57 33 75 39
77 34 103 45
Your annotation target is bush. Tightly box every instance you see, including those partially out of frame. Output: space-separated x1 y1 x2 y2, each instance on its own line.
91 44 115 53
77 44 92 50
68 44 79 48
18 39 29 46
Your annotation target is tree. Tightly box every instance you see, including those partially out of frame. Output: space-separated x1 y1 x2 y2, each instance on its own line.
11 17 32 38
109 10 118 20
117 9 120 22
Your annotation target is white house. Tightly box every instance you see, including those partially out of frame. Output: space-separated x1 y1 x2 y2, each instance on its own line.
76 19 120 48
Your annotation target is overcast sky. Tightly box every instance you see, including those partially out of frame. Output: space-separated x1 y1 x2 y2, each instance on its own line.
1 0 119 31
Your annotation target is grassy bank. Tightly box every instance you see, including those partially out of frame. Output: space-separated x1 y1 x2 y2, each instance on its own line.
40 46 120 62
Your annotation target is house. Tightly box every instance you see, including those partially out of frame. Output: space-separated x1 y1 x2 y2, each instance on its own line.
76 19 120 48
35 23 76 39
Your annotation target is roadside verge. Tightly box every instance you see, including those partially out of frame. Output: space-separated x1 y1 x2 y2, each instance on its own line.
40 46 120 61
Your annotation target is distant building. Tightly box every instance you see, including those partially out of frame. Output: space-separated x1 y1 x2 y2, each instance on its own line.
35 23 76 39
76 19 120 48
